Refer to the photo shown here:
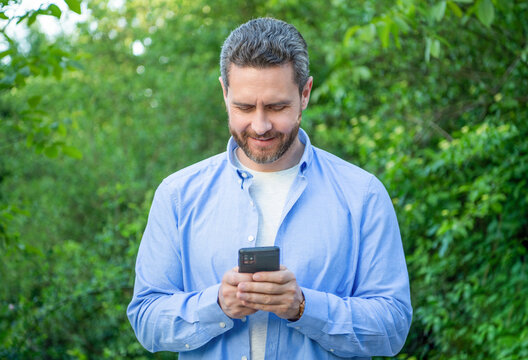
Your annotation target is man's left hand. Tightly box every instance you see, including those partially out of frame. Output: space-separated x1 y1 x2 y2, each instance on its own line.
236 265 304 320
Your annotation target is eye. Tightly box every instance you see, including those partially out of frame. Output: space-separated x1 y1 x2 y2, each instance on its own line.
236 105 254 112
268 105 287 111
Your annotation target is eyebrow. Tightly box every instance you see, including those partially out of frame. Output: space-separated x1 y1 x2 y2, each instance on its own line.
232 100 292 107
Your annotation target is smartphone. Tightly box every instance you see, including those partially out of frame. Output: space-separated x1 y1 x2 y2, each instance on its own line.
238 246 280 273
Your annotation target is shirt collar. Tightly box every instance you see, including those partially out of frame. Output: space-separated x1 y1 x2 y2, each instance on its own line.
226 128 313 176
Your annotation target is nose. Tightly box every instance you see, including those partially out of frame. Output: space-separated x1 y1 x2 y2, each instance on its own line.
251 108 272 135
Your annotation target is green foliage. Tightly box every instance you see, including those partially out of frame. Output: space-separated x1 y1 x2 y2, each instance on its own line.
308 1 527 358
1 0 527 358
64 0 82 15
0 0 83 161
0 1 85 249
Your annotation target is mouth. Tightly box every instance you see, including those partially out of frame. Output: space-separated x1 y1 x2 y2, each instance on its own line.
253 137 273 141
249 137 276 146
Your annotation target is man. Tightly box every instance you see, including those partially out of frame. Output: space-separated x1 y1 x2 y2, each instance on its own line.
127 18 412 359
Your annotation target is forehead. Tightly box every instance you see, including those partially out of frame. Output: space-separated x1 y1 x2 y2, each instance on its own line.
226 64 298 101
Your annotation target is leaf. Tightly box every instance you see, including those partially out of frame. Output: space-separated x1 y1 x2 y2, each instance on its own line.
66 59 84 71
393 16 411 33
16 13 28 25
390 22 401 49
352 66 372 83
430 1 447 22
431 39 441 58
453 0 474 3
52 64 63 80
43 144 59 158
57 123 67 137
26 133 34 147
47 4 62 19
27 12 37 26
425 37 432 62
343 25 360 45
359 23 377 43
28 96 42 108
476 0 494 27
378 20 391 48
447 1 464 18
62 146 83 160
22 243 44 257
0 12 8 20
0 49 13 59
65 0 82 14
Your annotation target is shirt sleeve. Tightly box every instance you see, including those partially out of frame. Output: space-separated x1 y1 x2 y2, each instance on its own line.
287 176 412 357
126 181 233 352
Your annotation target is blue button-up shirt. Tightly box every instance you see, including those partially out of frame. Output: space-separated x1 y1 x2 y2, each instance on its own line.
127 129 412 359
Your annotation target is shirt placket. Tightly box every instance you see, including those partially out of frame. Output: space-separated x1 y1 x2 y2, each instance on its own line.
238 170 259 248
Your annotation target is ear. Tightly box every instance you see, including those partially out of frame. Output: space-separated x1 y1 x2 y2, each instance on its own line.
300 76 313 110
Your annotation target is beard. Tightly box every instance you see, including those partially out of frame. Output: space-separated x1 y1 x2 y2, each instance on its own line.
229 123 300 164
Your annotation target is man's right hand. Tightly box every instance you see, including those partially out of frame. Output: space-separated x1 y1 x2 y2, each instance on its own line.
218 267 258 319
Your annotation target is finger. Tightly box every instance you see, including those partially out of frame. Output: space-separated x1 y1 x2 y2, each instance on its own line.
224 304 259 319
238 281 287 295
252 269 295 284
240 301 291 315
219 285 259 319
240 299 300 320
224 268 253 285
237 291 292 305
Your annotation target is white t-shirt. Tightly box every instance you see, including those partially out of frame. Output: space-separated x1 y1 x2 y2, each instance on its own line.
234 152 299 360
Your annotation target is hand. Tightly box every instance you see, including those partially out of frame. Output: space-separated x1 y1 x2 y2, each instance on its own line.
218 267 259 319
236 265 304 320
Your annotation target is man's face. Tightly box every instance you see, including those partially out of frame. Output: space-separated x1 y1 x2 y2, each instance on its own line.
220 63 312 172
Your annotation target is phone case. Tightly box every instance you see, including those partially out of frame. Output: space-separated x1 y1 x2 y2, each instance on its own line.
238 246 280 273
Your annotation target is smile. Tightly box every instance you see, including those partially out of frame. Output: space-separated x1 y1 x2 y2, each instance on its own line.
250 137 275 143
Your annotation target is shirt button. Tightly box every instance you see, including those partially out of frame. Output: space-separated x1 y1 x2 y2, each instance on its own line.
330 348 335 352
241 317 247 322
241 356 248 360
241 172 248 178
219 322 226 328
248 235 255 242
185 344 190 349
295 326 300 330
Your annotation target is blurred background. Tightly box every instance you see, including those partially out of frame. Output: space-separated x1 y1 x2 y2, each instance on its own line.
1 0 527 358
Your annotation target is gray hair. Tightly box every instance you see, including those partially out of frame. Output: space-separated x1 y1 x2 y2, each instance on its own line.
220 18 310 94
